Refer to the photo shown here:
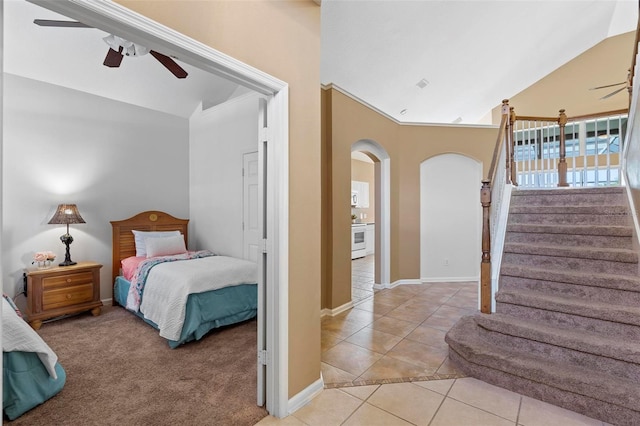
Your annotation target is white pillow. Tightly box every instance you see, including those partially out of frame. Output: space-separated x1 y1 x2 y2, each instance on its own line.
132 230 181 257
145 234 187 258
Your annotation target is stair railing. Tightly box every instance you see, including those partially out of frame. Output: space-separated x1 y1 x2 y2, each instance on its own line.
480 99 511 314
510 108 627 188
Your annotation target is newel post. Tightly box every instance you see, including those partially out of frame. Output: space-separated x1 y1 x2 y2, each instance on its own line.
557 108 569 187
480 179 492 314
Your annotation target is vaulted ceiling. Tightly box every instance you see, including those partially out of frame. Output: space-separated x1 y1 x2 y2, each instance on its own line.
321 0 638 125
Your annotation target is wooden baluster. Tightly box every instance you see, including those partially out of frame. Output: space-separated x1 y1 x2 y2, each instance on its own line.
509 106 518 186
480 180 492 314
557 109 569 187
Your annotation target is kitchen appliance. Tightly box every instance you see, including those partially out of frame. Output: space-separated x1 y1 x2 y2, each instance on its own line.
351 190 359 207
351 224 367 259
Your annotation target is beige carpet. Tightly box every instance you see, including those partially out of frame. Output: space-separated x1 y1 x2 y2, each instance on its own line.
4 305 268 425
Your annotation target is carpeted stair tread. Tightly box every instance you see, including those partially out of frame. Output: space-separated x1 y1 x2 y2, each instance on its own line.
474 313 640 364
446 316 640 414
511 187 624 196
503 242 638 263
500 263 640 292
496 288 640 326
506 223 633 237
509 205 627 215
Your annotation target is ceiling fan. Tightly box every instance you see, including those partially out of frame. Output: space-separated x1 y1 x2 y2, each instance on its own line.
33 19 188 79
588 70 630 100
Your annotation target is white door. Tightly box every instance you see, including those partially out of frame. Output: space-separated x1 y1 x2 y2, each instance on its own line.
243 151 260 263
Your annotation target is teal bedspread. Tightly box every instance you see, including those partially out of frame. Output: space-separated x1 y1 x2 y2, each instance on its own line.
114 276 257 348
3 351 66 420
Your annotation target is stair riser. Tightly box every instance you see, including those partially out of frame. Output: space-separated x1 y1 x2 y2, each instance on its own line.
510 192 625 207
496 303 640 340
447 348 639 426
474 326 640 382
502 253 638 275
504 232 633 249
499 276 640 306
508 213 630 226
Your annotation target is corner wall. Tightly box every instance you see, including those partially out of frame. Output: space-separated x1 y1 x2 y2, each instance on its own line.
2 74 189 305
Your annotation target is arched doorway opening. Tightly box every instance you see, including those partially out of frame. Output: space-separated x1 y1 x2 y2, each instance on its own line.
351 140 390 289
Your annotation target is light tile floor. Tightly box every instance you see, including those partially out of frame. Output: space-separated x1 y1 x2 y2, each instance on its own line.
255 255 608 425
256 377 608 425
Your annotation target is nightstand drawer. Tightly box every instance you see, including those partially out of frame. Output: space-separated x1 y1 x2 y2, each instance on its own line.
43 283 94 310
42 271 94 290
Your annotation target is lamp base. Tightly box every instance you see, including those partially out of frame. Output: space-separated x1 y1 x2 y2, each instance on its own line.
58 260 77 267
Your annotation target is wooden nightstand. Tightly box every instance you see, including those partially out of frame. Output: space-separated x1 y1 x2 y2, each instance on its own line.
26 261 103 330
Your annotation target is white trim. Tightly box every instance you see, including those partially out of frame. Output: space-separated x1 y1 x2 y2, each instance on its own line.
101 298 113 306
287 376 324 415
28 0 290 418
324 84 497 129
374 279 422 290
320 300 354 317
420 276 479 283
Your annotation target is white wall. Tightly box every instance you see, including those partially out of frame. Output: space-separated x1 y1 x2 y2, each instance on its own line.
420 153 481 281
189 92 260 258
2 74 190 305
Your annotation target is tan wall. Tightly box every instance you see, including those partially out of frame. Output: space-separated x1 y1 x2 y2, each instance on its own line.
323 88 498 309
116 0 322 398
351 159 375 223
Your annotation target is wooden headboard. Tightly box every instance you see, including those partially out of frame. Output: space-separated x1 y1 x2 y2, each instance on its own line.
110 211 189 304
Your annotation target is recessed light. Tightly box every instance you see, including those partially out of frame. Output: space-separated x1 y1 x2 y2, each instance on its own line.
400 109 407 115
416 78 429 89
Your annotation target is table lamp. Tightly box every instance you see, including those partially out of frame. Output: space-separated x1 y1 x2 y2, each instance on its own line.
48 204 85 266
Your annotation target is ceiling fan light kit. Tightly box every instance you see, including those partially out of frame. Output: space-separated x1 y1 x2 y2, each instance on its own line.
103 35 149 57
33 19 188 79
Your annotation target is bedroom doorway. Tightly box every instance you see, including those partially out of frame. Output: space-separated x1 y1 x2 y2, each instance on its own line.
11 0 290 418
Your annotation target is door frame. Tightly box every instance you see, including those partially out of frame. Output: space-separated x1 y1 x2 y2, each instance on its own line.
25 0 290 417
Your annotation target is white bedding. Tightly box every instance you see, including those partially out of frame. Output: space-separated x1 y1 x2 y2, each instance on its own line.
2 298 58 379
139 255 258 341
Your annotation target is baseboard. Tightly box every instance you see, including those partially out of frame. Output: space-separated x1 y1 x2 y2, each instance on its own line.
420 276 478 283
374 279 421 290
287 375 324 415
321 300 354 317
101 298 113 306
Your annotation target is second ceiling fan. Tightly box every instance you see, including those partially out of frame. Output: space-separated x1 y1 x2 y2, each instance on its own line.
34 19 188 79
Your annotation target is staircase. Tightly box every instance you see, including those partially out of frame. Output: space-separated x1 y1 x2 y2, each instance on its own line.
446 186 640 426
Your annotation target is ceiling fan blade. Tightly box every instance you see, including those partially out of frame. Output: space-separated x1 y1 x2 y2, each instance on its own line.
600 86 627 100
33 19 92 28
150 50 188 79
103 47 124 68
589 81 626 91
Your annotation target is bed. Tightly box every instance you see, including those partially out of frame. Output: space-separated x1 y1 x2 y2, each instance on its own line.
110 211 258 348
2 295 66 420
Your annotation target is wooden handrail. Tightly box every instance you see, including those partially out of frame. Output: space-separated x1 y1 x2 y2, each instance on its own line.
486 100 511 181
480 99 510 314
629 3 640 109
